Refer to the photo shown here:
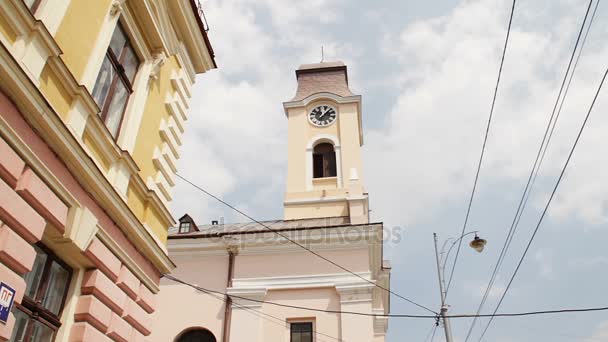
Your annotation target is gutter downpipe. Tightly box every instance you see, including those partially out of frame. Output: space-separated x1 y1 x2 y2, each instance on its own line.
222 247 236 342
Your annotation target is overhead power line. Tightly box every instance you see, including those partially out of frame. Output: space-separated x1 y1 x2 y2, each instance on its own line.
445 0 517 299
175 275 344 342
464 1 599 340
423 323 438 342
174 172 436 314
477 42 608 342
164 274 608 320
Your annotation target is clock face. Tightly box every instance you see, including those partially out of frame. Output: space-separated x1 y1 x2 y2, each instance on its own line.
308 105 337 127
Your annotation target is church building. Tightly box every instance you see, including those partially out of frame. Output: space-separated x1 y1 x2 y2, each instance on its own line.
151 62 391 342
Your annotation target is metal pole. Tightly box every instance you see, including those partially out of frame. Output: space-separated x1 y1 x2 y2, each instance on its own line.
433 233 454 342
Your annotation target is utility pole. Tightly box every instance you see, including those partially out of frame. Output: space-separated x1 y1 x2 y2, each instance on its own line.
433 233 454 342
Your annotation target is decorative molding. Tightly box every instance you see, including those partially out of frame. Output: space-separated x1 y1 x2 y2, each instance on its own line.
97 227 161 293
232 272 373 291
373 308 388 335
170 70 191 109
283 196 348 205
56 206 99 252
168 224 380 258
148 52 167 84
0 40 174 275
159 117 181 157
34 0 71 36
152 147 175 186
80 1 121 90
336 283 375 304
166 0 216 72
110 0 126 17
283 93 361 113
227 288 266 309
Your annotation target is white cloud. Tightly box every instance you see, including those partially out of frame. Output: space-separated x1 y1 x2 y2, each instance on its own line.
365 0 608 228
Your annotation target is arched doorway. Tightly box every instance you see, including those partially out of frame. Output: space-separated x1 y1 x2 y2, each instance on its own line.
176 328 217 342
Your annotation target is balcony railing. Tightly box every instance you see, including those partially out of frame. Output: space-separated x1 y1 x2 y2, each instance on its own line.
195 0 210 32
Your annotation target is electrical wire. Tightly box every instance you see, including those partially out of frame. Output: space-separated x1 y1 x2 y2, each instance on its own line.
444 0 517 300
464 1 599 340
177 276 344 342
174 172 437 314
164 274 608 320
423 323 438 342
429 324 438 342
476 55 608 342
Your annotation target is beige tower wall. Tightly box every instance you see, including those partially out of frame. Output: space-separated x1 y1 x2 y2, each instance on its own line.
283 98 367 221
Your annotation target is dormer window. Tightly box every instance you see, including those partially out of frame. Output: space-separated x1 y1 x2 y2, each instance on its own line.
313 143 336 178
179 222 191 234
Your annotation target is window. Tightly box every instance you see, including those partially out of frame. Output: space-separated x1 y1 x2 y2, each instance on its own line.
177 328 216 342
179 222 191 234
312 143 336 179
92 22 140 138
291 322 313 342
23 0 42 13
10 245 72 342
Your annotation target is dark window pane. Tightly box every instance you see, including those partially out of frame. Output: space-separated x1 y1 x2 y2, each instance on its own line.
122 46 139 84
324 152 336 177
109 24 127 58
104 80 129 137
314 143 334 154
41 261 70 315
313 143 336 178
92 56 115 108
291 323 312 342
24 247 47 298
313 154 324 178
301 332 312 342
30 319 54 342
10 309 29 341
178 329 217 342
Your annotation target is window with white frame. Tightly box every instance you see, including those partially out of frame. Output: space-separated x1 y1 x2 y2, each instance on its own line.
179 222 191 234
312 143 337 179
92 22 140 138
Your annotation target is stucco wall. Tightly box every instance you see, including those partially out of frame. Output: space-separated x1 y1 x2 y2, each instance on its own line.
151 255 229 341
234 249 369 279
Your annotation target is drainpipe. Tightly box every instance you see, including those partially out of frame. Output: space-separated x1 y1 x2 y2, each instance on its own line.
222 247 237 342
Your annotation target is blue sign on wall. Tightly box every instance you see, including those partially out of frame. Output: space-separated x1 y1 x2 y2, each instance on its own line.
0 282 16 324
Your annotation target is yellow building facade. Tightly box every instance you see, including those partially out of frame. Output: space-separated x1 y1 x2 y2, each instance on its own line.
0 0 215 340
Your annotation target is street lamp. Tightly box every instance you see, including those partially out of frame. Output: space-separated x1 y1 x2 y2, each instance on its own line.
433 231 487 342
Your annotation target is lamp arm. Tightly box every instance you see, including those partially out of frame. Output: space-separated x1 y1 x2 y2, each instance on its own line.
440 231 478 276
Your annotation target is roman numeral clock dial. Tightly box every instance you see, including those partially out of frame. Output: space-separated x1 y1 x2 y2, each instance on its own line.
308 105 337 127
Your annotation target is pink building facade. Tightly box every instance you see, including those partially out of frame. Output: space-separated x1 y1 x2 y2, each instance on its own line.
0 88 158 341
152 63 391 342
0 0 215 340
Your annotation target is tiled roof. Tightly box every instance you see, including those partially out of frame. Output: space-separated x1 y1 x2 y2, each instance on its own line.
169 216 351 238
289 61 355 101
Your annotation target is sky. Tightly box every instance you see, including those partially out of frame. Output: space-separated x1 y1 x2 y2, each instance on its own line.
171 0 608 340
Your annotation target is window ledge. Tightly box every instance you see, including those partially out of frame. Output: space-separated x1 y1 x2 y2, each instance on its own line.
312 176 337 189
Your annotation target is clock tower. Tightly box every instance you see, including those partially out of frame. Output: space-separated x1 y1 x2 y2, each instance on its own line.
283 61 369 224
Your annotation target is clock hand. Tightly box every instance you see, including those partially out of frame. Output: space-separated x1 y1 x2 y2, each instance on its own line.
320 107 330 119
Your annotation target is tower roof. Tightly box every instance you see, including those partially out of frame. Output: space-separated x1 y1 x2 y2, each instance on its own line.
290 61 355 101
